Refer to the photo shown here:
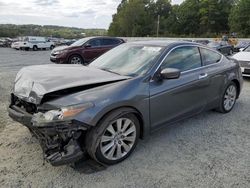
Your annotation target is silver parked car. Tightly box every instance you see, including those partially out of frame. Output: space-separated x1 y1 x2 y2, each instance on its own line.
8 41 243 166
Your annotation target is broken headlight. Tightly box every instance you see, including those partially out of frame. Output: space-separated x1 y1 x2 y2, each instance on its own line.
43 102 94 121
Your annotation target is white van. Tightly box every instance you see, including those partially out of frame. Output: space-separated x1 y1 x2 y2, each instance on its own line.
19 36 55 51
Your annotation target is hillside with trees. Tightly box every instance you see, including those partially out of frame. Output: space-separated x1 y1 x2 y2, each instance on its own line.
0 24 107 38
108 0 250 37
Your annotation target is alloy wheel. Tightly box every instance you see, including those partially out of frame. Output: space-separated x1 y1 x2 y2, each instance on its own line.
70 56 82 64
223 85 237 111
100 118 136 161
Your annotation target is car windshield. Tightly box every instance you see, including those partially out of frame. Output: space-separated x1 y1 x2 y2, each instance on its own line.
244 45 250 52
89 43 164 76
70 38 88 46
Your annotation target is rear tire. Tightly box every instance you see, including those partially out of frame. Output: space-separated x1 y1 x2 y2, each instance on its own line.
33 45 38 51
86 109 140 165
216 82 237 113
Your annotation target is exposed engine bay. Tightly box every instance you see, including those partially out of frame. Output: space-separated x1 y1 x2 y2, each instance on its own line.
9 94 89 166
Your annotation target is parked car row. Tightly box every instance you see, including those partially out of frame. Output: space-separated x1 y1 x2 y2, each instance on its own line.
182 39 235 56
234 41 250 52
11 36 55 51
207 41 234 55
0 38 14 47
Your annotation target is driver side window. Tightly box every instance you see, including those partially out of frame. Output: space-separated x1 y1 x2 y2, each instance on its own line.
161 46 202 72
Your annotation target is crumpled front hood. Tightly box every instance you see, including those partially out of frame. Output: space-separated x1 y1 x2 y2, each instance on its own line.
14 64 130 104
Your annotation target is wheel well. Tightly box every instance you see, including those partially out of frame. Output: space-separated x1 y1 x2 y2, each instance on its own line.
68 54 84 63
96 107 144 139
231 79 240 98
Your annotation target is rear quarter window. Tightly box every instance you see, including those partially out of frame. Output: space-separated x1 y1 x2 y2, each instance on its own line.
200 48 222 66
102 39 122 46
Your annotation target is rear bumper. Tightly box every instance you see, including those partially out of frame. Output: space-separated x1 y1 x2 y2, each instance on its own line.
8 105 89 166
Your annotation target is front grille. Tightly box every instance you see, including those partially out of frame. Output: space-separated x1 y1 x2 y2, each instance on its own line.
239 61 250 68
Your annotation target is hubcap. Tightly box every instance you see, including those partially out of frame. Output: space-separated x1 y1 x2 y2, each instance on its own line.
100 118 136 160
224 85 237 111
70 56 82 64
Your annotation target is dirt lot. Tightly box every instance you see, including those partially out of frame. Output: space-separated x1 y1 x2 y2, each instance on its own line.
0 48 249 188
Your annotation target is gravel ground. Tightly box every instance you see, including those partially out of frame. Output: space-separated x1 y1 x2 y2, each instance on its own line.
0 48 249 188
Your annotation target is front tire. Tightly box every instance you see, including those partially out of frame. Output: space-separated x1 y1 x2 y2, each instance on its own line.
217 82 237 113
86 110 140 165
68 55 83 64
50 45 55 50
33 45 38 51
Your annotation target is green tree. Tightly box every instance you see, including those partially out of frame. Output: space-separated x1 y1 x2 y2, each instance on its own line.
199 0 235 35
177 0 201 35
229 0 250 37
108 0 153 37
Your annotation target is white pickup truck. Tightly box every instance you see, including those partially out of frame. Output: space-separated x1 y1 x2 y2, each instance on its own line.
19 36 55 51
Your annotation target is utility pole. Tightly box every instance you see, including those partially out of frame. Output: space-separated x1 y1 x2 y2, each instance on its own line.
156 15 160 37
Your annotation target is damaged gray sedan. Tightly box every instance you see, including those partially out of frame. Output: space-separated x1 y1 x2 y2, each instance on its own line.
9 41 243 166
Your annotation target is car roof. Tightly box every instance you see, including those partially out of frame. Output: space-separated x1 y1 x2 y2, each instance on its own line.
128 40 203 47
81 36 123 40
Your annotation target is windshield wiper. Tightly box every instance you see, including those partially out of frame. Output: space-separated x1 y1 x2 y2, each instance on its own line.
100 68 121 75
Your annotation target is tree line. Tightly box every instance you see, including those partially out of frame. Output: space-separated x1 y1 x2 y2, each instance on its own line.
108 0 250 37
0 24 106 39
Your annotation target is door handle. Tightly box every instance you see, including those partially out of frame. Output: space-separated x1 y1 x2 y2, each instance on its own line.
199 73 208 79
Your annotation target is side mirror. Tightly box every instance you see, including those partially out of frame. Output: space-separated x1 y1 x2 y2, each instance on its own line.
160 68 181 79
84 43 91 48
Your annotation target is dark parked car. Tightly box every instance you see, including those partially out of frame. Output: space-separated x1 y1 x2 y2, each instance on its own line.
207 41 234 55
193 40 210 45
50 36 125 64
234 41 250 52
9 41 243 166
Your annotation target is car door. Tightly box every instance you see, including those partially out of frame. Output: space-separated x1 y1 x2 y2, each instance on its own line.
82 38 103 62
149 46 210 129
199 47 225 108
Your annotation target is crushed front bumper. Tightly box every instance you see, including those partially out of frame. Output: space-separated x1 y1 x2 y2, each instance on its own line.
8 105 89 166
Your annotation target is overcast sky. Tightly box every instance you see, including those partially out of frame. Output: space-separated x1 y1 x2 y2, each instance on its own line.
0 0 184 29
